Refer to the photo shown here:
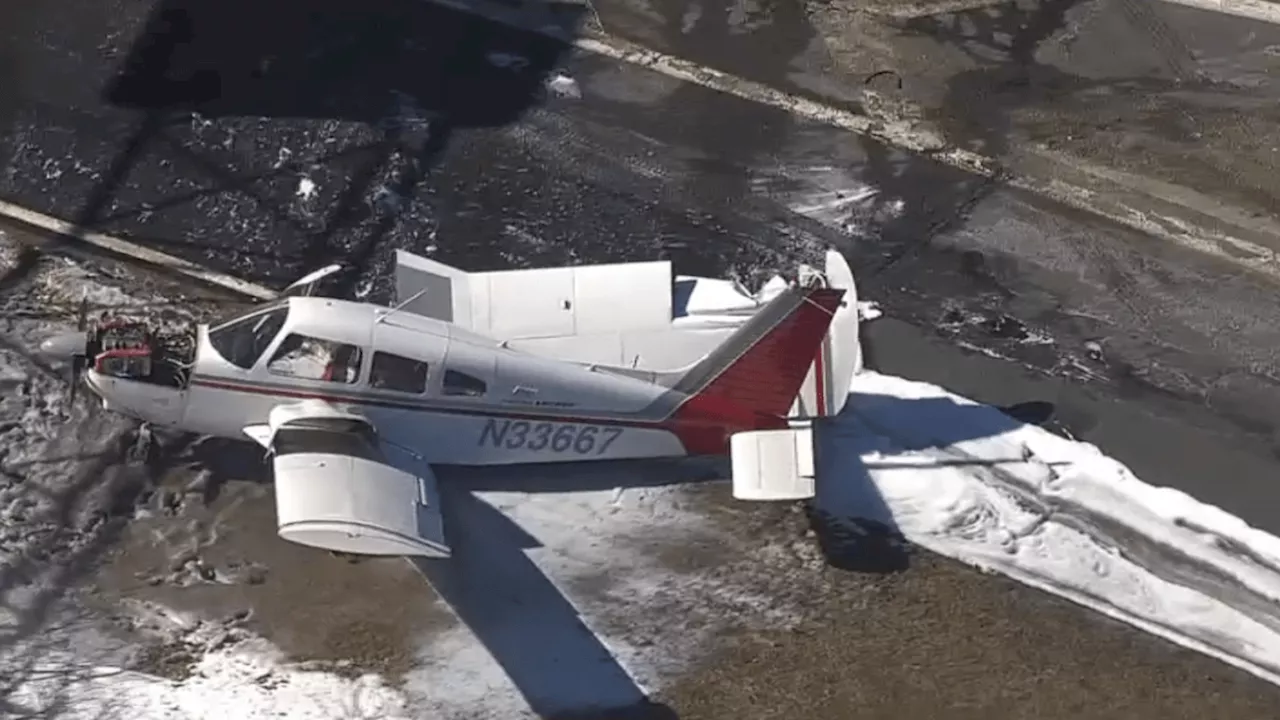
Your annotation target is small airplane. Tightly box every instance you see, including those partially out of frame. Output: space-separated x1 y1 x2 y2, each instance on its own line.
38 249 862 559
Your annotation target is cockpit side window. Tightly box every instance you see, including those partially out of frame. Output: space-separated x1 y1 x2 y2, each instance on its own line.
267 334 364 384
206 305 290 370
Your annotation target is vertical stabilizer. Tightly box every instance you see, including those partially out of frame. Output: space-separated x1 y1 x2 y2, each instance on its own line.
789 250 860 418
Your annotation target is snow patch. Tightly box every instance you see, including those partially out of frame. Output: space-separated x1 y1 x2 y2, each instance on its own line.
826 370 1280 685
296 176 318 201
546 73 581 99
759 167 905 236
10 640 414 720
402 477 800 718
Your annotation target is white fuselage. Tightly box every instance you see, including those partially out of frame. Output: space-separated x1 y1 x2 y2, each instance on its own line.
86 297 693 465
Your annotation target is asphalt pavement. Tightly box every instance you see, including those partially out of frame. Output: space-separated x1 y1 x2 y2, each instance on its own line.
1 0 1278 539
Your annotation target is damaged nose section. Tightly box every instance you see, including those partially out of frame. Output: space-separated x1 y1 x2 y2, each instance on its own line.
38 318 193 424
87 368 189 427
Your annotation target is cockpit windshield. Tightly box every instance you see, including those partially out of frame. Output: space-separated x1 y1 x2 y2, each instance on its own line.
206 303 290 370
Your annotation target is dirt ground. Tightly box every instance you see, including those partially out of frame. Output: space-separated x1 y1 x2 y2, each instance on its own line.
87 438 457 683
662 551 1280 720
655 486 1280 720
80 455 1280 719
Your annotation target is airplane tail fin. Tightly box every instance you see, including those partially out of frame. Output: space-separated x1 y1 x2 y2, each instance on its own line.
670 281 845 425
789 250 861 419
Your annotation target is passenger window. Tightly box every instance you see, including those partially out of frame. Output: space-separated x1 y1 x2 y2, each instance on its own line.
443 369 487 398
267 334 363 384
370 352 429 394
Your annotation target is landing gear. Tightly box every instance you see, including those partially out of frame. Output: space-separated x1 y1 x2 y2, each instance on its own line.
128 423 154 465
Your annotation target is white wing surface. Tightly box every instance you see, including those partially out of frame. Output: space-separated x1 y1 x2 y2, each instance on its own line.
244 399 449 557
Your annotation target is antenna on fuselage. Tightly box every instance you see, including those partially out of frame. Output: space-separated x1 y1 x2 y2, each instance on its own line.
374 287 431 326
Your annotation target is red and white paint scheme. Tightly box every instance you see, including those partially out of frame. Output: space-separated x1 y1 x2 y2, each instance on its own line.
39 250 862 559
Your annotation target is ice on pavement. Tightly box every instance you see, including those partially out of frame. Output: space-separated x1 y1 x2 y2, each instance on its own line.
6 247 1280 718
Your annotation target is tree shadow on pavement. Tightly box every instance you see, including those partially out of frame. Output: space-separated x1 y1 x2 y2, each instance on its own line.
60 0 586 295
893 0 1202 159
0 414 196 718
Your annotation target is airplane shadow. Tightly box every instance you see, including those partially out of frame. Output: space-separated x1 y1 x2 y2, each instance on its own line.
809 412 913 575
396 372 1076 717
408 461 709 720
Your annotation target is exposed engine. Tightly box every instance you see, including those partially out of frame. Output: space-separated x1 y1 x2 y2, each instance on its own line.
85 317 197 388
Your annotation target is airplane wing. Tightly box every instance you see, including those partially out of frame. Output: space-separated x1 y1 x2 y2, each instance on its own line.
243 400 449 558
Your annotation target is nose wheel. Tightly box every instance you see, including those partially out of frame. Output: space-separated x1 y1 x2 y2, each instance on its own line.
128 423 155 465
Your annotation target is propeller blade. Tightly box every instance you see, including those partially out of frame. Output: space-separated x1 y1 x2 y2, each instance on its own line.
68 357 79 403
68 354 87 404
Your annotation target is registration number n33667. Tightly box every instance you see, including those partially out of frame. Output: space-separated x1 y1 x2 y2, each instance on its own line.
478 419 623 456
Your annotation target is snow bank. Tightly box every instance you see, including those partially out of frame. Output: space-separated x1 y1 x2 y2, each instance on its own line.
824 370 1280 685
678 270 1280 687
10 639 414 720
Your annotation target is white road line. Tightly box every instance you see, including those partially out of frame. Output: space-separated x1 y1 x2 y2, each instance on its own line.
863 0 1013 19
0 199 277 300
1154 0 1280 25
571 30 1280 280
573 35 998 177
1 0 1277 295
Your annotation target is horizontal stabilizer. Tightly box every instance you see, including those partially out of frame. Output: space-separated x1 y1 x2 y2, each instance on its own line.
730 427 816 501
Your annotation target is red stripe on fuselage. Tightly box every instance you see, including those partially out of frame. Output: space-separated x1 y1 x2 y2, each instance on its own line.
189 377 660 428
189 377 753 456
189 376 788 453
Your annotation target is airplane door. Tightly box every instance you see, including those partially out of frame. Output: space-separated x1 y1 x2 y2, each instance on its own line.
483 267 577 339
439 336 498 399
